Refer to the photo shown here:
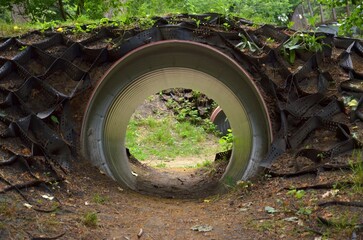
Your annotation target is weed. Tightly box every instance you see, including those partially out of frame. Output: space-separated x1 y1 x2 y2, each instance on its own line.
281 32 328 64
196 159 213 169
350 150 363 193
18 46 27 51
0 201 15 218
155 162 167 168
83 211 98 228
287 189 306 199
0 221 4 229
319 211 359 237
92 193 108 204
297 207 312 215
219 129 233 152
265 37 275 45
236 33 262 54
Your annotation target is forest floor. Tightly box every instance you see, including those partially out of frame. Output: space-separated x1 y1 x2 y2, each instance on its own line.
1 154 362 240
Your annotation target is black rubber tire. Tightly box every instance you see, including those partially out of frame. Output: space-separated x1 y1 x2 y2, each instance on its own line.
81 40 271 191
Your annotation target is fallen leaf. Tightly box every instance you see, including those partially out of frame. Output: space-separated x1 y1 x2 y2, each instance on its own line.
265 206 278 214
243 202 253 207
23 203 32 209
348 99 358 107
191 225 213 232
283 217 299 222
21 148 31 156
41 194 54 201
322 189 339 198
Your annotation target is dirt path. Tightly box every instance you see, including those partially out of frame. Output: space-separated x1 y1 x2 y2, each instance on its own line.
1 157 362 239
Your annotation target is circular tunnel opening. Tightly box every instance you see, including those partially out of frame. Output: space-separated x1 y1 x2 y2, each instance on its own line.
81 41 271 198
125 88 230 169
124 88 234 197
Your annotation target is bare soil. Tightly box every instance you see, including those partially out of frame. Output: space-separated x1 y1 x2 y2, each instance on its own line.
1 156 362 239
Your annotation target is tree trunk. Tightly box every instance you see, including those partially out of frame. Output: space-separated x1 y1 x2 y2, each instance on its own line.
76 0 85 17
346 0 350 16
58 0 67 21
307 0 314 16
332 8 337 21
319 4 324 23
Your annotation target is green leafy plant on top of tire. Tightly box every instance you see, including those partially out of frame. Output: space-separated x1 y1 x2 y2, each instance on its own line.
236 33 263 54
281 32 328 64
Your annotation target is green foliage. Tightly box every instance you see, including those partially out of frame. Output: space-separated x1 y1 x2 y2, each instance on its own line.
236 33 263 54
125 114 220 161
83 211 98 228
317 0 362 36
50 115 59 125
287 189 306 199
281 32 327 64
92 193 108 204
297 207 312 215
350 150 363 193
339 6 362 36
1 0 298 26
219 129 233 152
163 89 219 134
196 159 213 169
155 162 167 168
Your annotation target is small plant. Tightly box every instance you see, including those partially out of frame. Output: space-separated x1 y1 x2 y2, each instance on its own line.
265 37 275 45
219 129 233 152
297 206 312 215
286 21 294 29
92 193 108 204
50 115 59 125
99 17 109 25
287 189 306 199
155 162 167 168
350 150 363 193
196 159 213 169
83 212 98 228
286 188 312 215
223 22 231 31
18 46 27 51
281 32 327 64
236 33 262 54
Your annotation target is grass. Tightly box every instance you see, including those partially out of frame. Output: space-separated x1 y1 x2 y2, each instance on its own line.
155 162 167 168
350 150 363 193
196 159 213 169
125 113 222 164
83 211 98 228
92 193 108 204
